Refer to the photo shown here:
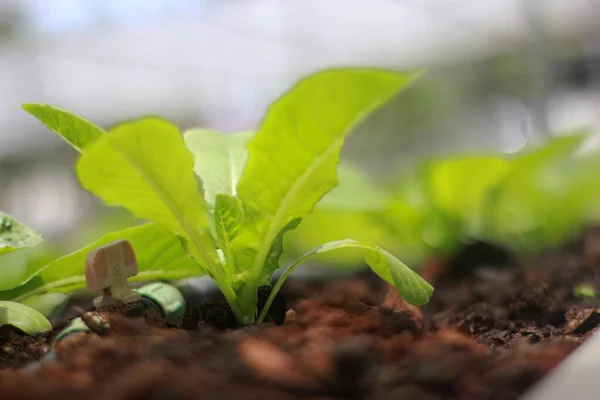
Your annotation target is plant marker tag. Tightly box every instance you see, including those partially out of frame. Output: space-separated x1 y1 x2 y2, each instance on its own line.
522 332 600 400
86 239 141 309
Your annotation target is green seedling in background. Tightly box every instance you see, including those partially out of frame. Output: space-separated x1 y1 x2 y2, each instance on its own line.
481 133 592 252
574 284 596 299
289 129 598 270
13 68 433 324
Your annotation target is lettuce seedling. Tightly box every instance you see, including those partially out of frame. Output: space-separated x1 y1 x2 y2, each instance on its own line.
288 155 506 269
481 132 591 252
289 130 596 271
19 68 433 324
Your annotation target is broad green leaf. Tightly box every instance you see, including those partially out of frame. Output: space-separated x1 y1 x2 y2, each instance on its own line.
0 211 43 255
234 68 422 288
65 209 136 252
22 103 106 153
258 239 433 322
0 301 52 335
0 245 60 291
0 223 203 303
0 251 27 290
184 129 254 205
76 117 220 271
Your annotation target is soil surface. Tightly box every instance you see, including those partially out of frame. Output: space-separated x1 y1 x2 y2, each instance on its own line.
3 231 600 400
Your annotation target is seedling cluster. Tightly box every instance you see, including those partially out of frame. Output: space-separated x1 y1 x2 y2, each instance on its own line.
0 68 434 329
291 130 600 268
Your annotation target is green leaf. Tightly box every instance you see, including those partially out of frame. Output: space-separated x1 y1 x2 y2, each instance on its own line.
0 301 52 335
184 129 254 205
257 239 433 322
0 245 60 291
213 194 244 274
21 293 69 318
76 117 220 272
383 199 455 260
0 251 28 290
483 133 589 250
233 68 422 291
424 155 510 235
22 103 106 153
388 167 461 256
509 132 586 168
0 212 43 255
0 223 203 303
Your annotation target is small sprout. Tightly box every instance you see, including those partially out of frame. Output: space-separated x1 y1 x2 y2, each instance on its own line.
574 284 596 299
85 239 141 309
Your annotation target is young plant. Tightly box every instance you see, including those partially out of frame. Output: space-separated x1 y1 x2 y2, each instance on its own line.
481 132 596 252
14 68 433 324
288 130 597 270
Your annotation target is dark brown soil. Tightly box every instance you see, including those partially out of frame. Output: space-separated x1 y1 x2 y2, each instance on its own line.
2 232 600 400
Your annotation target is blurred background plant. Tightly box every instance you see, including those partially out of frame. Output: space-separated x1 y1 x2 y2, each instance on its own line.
1 0 600 277
287 130 600 271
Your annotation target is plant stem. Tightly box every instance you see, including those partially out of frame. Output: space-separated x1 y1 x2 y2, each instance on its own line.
235 279 261 324
256 253 311 323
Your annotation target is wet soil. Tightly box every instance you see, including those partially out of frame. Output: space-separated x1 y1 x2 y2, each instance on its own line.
2 232 600 400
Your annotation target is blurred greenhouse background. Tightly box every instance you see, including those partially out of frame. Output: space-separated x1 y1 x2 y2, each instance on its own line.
1 0 600 252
